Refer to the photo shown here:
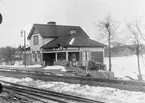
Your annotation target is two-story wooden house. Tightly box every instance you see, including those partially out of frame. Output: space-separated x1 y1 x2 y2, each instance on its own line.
25 22 106 66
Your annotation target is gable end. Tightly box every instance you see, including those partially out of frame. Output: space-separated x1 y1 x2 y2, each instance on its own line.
27 25 40 40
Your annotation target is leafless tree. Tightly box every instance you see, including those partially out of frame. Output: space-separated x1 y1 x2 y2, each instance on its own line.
97 15 119 71
125 20 145 80
0 46 18 65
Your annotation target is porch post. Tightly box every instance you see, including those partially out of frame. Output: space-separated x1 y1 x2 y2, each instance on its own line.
103 47 104 63
66 51 68 61
55 52 57 62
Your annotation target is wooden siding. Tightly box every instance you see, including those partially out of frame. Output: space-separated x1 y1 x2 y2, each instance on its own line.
91 51 103 63
30 33 43 51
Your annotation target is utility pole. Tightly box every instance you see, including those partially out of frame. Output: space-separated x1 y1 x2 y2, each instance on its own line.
21 30 26 67
105 23 112 71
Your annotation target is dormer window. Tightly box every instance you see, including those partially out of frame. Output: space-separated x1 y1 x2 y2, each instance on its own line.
70 29 76 35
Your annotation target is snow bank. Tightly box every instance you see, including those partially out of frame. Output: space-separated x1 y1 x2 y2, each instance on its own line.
0 76 145 103
42 66 66 71
25 64 42 67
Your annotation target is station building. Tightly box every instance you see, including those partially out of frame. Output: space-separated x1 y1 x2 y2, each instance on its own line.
23 22 106 66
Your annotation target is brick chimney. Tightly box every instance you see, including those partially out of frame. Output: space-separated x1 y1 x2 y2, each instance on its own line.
47 21 56 25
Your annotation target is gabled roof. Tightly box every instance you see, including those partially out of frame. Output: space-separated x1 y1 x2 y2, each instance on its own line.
27 24 89 39
15 46 30 54
41 35 106 49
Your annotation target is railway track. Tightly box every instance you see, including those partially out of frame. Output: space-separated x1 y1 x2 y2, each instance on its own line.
0 80 104 103
0 68 145 92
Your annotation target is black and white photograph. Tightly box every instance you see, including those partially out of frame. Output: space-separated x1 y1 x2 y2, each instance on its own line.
0 0 145 103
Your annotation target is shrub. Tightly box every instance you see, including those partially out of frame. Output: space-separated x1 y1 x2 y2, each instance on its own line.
85 73 92 77
88 60 106 71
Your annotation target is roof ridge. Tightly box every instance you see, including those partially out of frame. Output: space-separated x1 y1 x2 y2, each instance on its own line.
34 23 80 28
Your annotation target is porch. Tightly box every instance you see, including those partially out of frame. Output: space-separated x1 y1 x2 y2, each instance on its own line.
43 51 83 67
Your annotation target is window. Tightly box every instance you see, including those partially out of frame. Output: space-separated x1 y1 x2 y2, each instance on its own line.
33 35 38 45
70 29 76 34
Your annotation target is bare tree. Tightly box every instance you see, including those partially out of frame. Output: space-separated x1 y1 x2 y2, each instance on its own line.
97 15 119 71
0 46 18 65
125 20 144 80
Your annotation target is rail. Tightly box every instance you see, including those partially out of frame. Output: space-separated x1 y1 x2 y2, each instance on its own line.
0 80 104 103
0 68 145 92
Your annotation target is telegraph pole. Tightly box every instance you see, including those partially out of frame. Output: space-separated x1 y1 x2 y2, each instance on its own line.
21 30 26 67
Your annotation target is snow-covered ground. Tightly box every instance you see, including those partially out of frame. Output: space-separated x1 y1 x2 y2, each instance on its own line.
0 60 42 68
0 64 42 68
0 56 145 102
0 76 145 103
104 55 145 79
0 61 42 68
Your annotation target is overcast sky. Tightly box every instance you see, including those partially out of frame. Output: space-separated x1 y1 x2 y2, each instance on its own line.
0 0 145 47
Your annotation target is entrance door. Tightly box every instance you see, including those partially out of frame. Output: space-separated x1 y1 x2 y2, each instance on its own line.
68 52 79 67
43 53 55 66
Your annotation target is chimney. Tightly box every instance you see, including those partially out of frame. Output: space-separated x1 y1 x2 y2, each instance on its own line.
47 21 56 25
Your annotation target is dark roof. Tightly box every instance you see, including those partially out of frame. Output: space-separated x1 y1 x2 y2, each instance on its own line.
42 35 72 49
65 36 106 47
41 35 106 49
16 46 30 52
28 23 106 49
27 24 89 39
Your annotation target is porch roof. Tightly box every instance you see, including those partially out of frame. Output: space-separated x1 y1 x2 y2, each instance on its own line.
16 46 30 52
42 35 71 49
41 35 106 49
